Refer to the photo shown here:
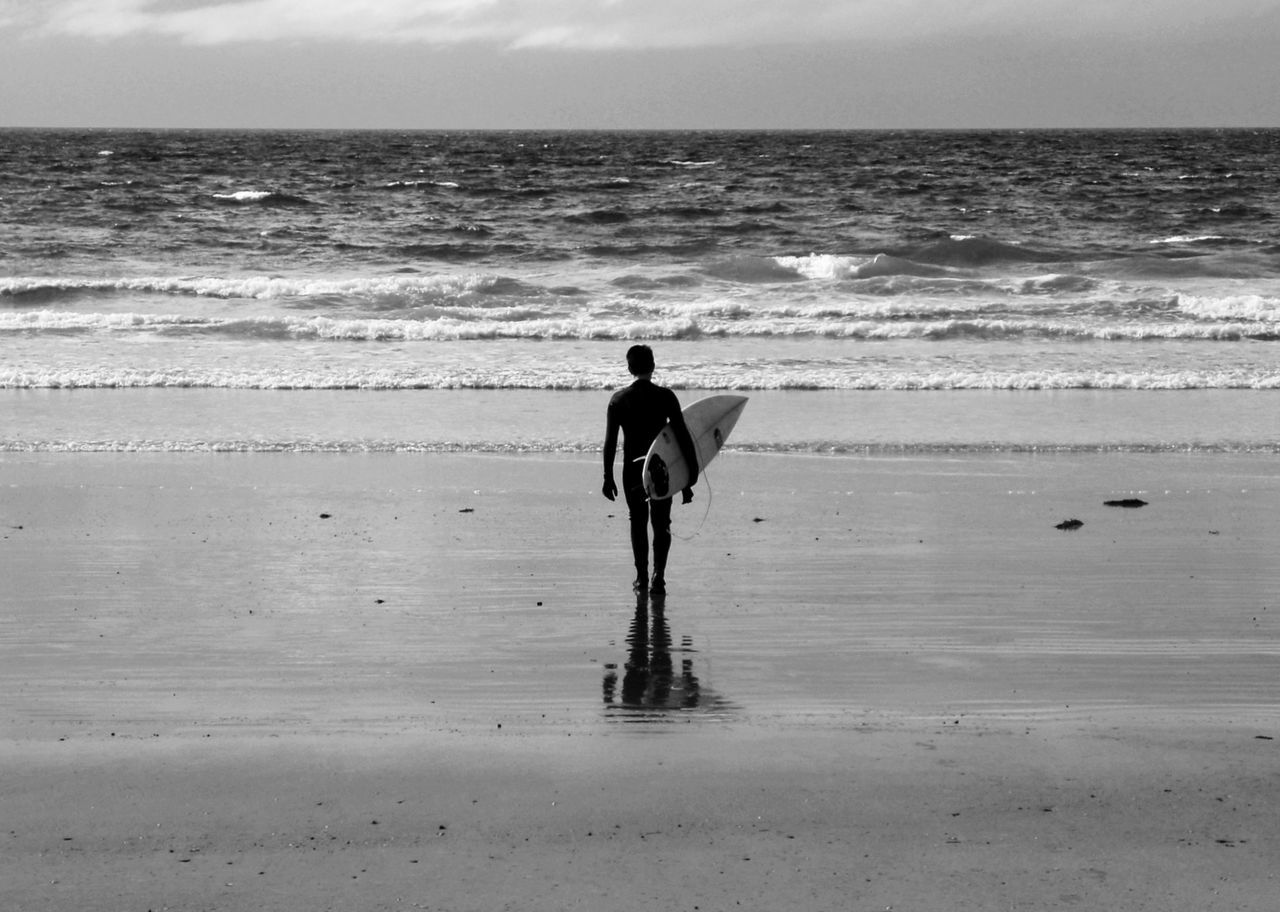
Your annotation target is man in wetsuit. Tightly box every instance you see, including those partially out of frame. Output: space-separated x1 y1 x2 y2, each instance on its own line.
602 345 698 594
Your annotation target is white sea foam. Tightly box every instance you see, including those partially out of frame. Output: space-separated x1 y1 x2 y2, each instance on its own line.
1178 293 1280 322
1151 235 1230 245
1017 274 1097 294
773 253 865 279
5 361 1279 392
383 180 459 189
0 311 208 330
7 438 1278 455
0 273 511 302
6 308 1279 343
767 253 1080 289
213 190 275 202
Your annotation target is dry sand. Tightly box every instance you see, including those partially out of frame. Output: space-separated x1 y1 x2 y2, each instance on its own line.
3 451 1278 911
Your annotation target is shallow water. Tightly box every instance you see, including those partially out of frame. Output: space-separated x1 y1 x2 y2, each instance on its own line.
6 387 1280 454
4 452 1277 738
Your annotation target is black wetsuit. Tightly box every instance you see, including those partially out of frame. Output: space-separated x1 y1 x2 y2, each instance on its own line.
603 378 698 584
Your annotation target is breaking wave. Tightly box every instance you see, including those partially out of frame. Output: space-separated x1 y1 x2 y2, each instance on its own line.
5 438 1279 455
6 363 1279 391
5 309 1279 343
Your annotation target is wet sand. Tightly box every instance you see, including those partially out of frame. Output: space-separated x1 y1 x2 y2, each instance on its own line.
3 451 1279 910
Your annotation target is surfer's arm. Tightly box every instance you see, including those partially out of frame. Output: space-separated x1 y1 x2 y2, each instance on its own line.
602 402 620 501
670 411 699 488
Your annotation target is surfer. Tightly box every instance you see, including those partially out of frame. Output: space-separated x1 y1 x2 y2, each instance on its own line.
602 345 698 594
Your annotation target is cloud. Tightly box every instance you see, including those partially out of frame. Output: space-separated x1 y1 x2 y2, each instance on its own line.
28 0 794 47
21 0 1280 50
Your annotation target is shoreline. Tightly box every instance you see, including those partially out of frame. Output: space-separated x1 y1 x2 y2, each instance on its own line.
5 387 1280 455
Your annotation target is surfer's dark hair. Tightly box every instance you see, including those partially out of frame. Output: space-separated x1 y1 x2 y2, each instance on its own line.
626 344 655 376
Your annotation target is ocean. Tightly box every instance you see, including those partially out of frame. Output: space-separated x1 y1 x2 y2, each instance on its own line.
3 128 1279 453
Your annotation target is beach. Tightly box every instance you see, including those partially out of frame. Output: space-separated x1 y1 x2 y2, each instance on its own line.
4 446 1279 911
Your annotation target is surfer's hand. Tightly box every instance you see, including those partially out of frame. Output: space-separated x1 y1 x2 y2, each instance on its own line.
681 487 694 504
602 477 618 501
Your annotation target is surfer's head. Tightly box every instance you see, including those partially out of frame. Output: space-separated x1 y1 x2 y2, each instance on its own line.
626 344 655 378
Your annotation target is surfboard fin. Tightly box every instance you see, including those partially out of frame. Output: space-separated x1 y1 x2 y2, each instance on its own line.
649 454 670 499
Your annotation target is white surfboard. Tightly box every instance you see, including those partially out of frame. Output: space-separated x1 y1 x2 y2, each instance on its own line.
642 395 748 501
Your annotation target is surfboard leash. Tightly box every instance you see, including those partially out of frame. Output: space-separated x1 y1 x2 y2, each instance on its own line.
674 469 713 541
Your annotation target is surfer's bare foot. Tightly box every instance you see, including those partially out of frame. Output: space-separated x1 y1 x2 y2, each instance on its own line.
632 575 649 593
650 575 666 595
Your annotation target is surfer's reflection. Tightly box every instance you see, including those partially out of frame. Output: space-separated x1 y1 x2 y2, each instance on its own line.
603 593 730 718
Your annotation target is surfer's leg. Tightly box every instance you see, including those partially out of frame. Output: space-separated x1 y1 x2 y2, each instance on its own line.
650 496 672 592
624 481 651 588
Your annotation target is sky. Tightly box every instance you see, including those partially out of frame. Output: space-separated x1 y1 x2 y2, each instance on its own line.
2 0 1279 129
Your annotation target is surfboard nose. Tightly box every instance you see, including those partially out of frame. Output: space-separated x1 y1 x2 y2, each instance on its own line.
642 394 748 501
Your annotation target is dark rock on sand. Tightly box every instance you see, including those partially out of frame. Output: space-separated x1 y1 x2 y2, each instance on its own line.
1056 519 1084 530
1104 499 1148 508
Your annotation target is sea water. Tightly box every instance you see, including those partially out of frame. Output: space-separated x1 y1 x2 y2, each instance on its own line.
3 128 1279 452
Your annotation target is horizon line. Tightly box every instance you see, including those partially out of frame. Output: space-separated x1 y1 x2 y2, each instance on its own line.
4 123 1278 132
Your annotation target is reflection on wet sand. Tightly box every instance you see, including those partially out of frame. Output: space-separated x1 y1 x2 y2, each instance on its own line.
602 592 735 722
